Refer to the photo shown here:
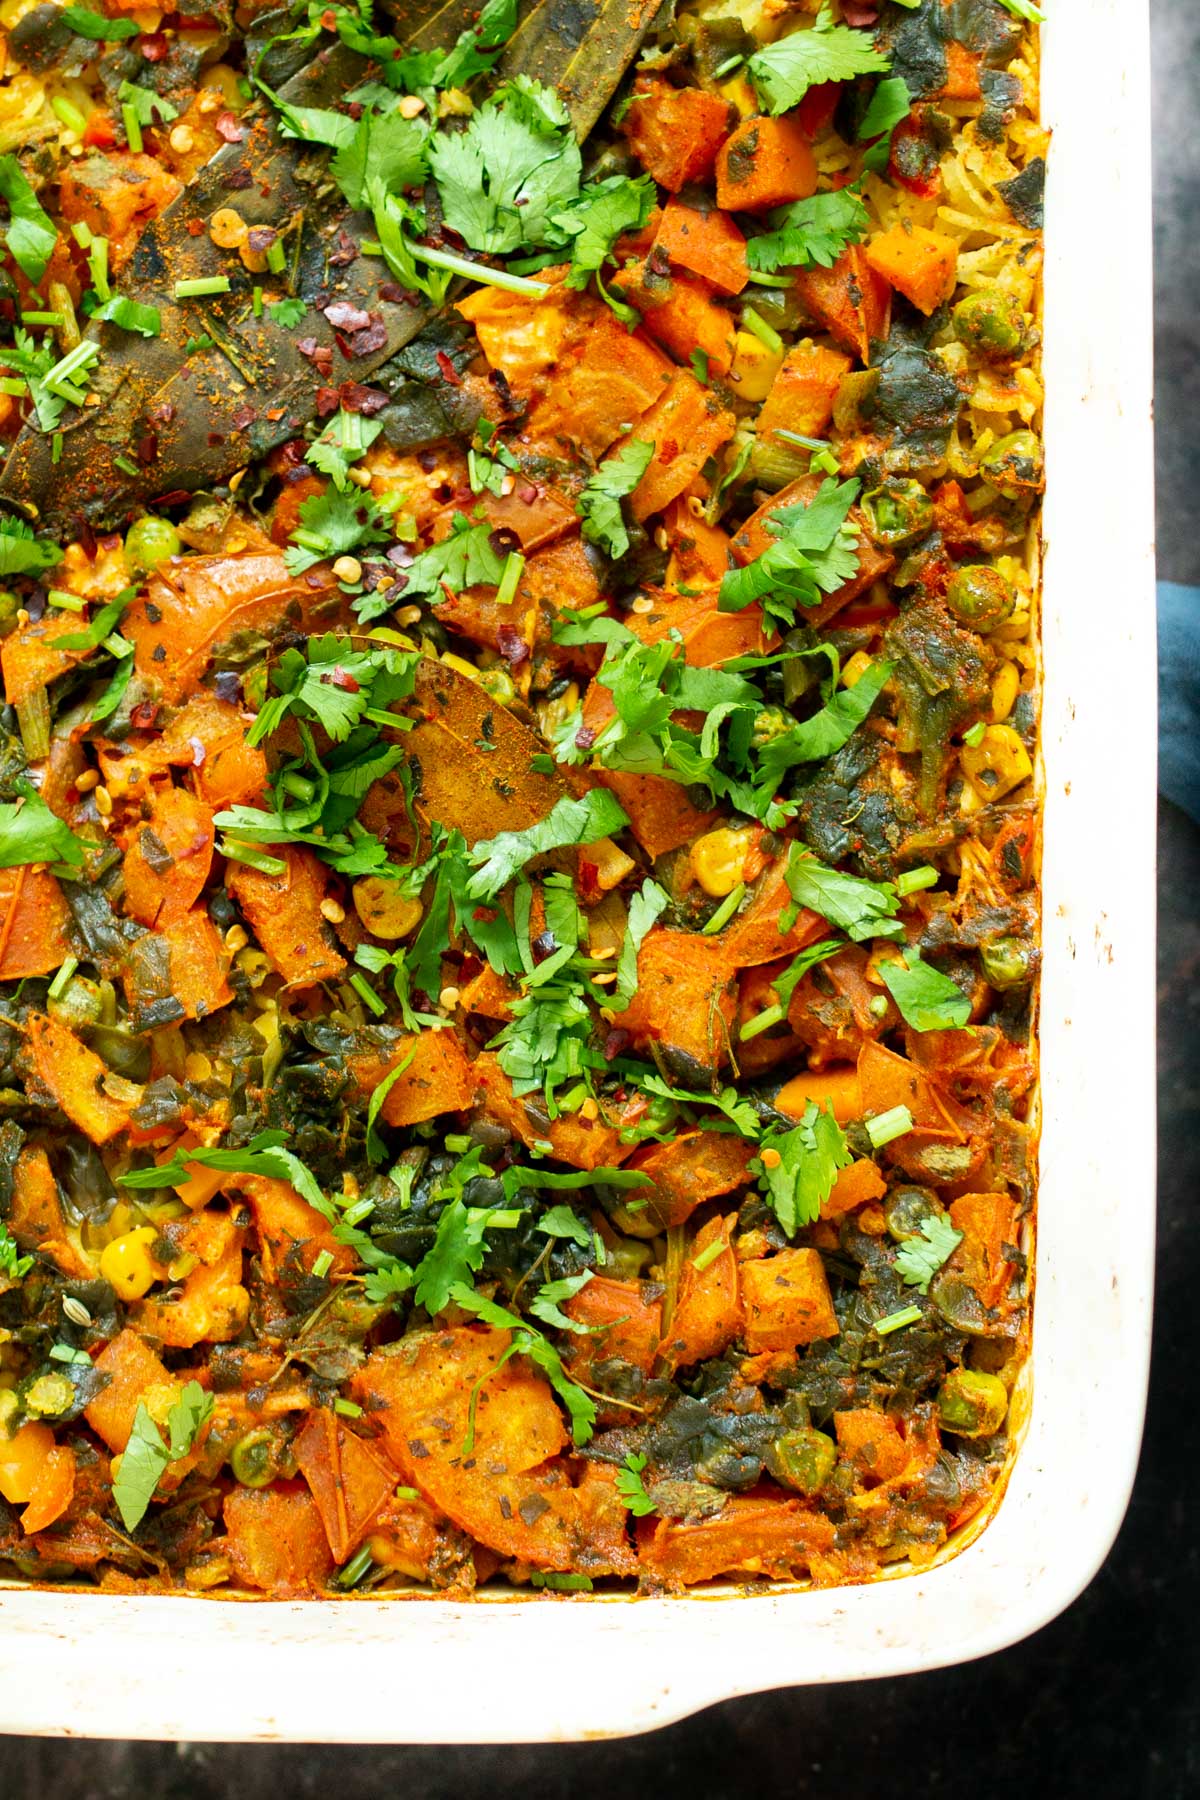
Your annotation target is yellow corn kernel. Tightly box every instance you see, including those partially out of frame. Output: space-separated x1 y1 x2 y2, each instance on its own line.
729 331 785 403
691 827 756 898
209 207 247 250
198 64 244 112
960 724 1033 803
353 877 423 940
0 1421 55 1505
441 652 482 684
841 651 875 689
719 73 758 119
990 659 1020 721
99 1226 159 1302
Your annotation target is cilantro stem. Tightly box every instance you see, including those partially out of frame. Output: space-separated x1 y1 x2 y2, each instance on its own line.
701 882 745 935
20 311 62 327
405 241 550 298
46 955 77 1001
495 551 524 606
739 1001 785 1042
874 1304 923 1337
51 96 88 134
896 864 938 896
336 1545 376 1588
47 589 84 612
348 971 387 1018
121 103 142 152
742 307 784 355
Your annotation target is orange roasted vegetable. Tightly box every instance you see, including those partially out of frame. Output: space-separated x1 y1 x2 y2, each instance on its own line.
740 1248 838 1351
795 246 892 363
610 258 736 376
0 868 73 980
654 197 749 295
716 115 819 212
658 1212 740 1371
223 1483 335 1598
225 845 346 986
120 785 215 928
348 1030 477 1128
563 1277 663 1378
639 1494 834 1586
617 928 739 1077
26 1012 139 1145
621 80 731 191
85 1328 174 1453
293 1410 397 1563
863 224 959 315
630 370 737 522
754 342 853 445
629 1130 756 1228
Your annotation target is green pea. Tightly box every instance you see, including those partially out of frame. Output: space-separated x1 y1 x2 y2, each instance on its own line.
952 288 1026 357
945 564 1015 631
979 430 1044 499
48 975 104 1031
478 666 516 707
862 479 934 547
885 1185 941 1243
766 1427 837 1495
980 936 1033 989
25 1372 75 1418
124 515 182 575
936 1368 1008 1437
230 1428 278 1488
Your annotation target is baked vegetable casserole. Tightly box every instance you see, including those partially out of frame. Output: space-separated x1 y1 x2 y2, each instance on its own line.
0 0 1045 1597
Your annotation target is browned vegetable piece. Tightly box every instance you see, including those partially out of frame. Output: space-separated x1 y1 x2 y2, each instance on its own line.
628 1131 756 1229
293 1410 397 1564
85 1328 174 1453
740 1249 838 1352
121 785 215 930
223 1483 335 1598
658 1213 740 1372
235 1173 356 1285
617 929 739 1079
472 1051 637 1170
638 1494 834 1585
630 371 738 522
786 943 900 1066
562 1277 663 1375
130 1211 249 1349
348 1031 477 1128
0 868 74 981
225 846 346 987
26 1012 139 1145
795 246 893 363
731 475 895 625
621 79 732 191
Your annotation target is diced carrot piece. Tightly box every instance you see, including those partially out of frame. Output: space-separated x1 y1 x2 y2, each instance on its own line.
833 1409 911 1482
225 845 346 986
654 197 749 295
658 1213 740 1372
0 868 73 980
19 1444 75 1536
85 1328 173 1453
223 1484 335 1598
716 115 818 212
26 1012 138 1145
755 341 852 444
293 1410 397 1564
795 246 892 362
621 80 732 191
822 1157 887 1220
948 1191 1021 1308
629 1130 756 1228
348 1030 476 1128
630 371 736 523
863 223 959 315
618 928 738 1077
662 498 734 585
639 1494 834 1584
439 534 602 663
120 784 215 929
740 1248 837 1351
611 257 736 376
774 1065 864 1126
563 1277 663 1375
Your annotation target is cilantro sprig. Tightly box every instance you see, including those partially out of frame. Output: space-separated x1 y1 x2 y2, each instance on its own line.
719 478 862 628
894 1214 964 1293
0 786 87 872
747 187 870 275
112 1381 214 1532
466 790 629 902
748 13 889 116
878 951 971 1033
753 1102 853 1234
576 439 654 560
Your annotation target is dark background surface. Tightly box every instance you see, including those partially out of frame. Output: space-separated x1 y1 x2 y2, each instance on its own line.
10 3 1196 1794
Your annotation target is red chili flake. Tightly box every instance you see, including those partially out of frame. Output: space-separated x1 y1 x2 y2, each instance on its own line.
435 350 462 387
73 516 98 562
841 1 879 22
135 432 158 465
575 725 596 751
339 381 388 416
148 402 175 426
328 231 358 267
347 101 363 121
324 301 372 332
347 318 388 357
230 404 256 431
223 167 253 191
185 219 206 237
129 702 160 731
247 226 277 254
418 449 439 472
206 432 225 447
496 626 529 667
215 112 245 143
325 666 361 693
139 31 168 59
297 338 334 375
518 482 539 504
320 6 338 24
152 489 191 508
603 1029 632 1062
378 281 412 305
315 385 340 417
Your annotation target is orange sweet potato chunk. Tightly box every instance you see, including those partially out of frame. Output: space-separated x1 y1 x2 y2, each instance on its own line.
716 115 818 212
223 1483 335 1598
225 845 346 986
629 1131 756 1229
639 1494 834 1585
630 372 737 523
654 197 749 295
85 1328 173 1453
658 1213 741 1372
621 81 732 191
26 1012 138 1145
740 1248 838 1352
348 1030 477 1128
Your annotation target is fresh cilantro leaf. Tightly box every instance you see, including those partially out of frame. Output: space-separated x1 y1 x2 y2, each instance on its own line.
576 439 654 559
718 477 861 626
412 1183 513 1315
748 17 890 116
306 408 383 491
248 635 416 745
368 181 452 307
117 80 180 129
62 4 139 38
112 1380 214 1532
754 1102 852 1235
754 657 893 780
93 296 161 338
330 107 430 211
747 186 870 274
467 789 629 901
771 938 842 1011
625 1069 761 1139
260 85 359 149
534 1204 595 1249
0 158 56 285
364 1045 416 1164
121 1130 334 1224
610 878 669 1011
0 513 62 576
615 1451 656 1517
359 514 505 621
362 1259 415 1306
894 1213 964 1294
429 79 582 256
284 486 392 575
783 844 904 943
268 297 307 329
878 950 971 1032
0 1221 33 1280
448 1281 597 1445
858 74 912 173
528 1270 593 1332
548 174 656 289
50 585 137 651
382 0 518 93
0 785 86 871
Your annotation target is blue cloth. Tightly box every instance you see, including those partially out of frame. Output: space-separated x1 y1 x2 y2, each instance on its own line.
1159 581 1200 821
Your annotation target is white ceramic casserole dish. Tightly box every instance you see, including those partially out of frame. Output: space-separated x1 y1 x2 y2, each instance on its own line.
0 0 1156 1741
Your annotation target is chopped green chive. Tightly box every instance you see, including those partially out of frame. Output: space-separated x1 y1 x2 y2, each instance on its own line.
266 238 286 274
336 1545 375 1589
896 864 938 896
51 433 63 465
70 221 93 250
739 1001 785 1041
21 311 63 327
252 286 263 318
47 955 78 1001
51 96 88 134
174 276 232 299
218 841 287 876
874 1304 923 1337
112 454 140 477
530 1571 593 1592
702 882 746 936
691 1237 725 1274
279 772 317 803
122 103 142 152
394 1486 420 1501
341 1196 375 1228
744 270 794 289
49 1343 91 1365
102 633 134 660
0 378 27 397
47 589 84 612
865 1104 914 1149
495 550 524 607
88 236 110 302
311 1249 334 1279
775 430 832 451
742 306 784 355
348 971 387 1018
963 720 987 748
712 52 745 77
333 1397 363 1418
